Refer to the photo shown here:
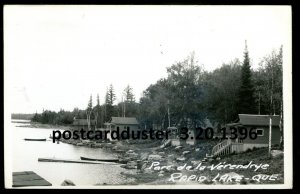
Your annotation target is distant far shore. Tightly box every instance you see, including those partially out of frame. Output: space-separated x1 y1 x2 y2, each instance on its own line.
11 113 35 120
13 120 71 130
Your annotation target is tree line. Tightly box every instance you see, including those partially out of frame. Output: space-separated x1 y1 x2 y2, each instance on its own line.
31 84 138 127
32 42 283 129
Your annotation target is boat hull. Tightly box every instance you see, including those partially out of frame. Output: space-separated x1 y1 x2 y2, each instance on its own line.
38 158 119 165
24 138 46 141
80 156 119 162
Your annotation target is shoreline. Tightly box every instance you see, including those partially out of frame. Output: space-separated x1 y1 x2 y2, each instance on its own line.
59 136 284 185
15 121 71 130
16 122 284 185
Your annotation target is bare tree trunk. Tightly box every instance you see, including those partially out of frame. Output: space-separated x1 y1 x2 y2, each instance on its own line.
168 106 170 127
279 101 283 149
95 112 98 129
271 63 274 115
104 104 106 122
86 111 92 131
258 91 261 115
86 112 90 131
162 112 167 129
124 101 126 118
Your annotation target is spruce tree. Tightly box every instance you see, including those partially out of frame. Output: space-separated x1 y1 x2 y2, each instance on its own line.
104 84 116 121
87 95 93 111
238 41 256 114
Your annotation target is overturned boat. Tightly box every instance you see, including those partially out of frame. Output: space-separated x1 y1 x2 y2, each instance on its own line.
38 157 119 165
80 156 119 162
24 138 46 141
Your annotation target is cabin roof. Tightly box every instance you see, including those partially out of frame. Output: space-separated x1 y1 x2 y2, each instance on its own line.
73 119 96 126
110 117 139 125
238 114 280 126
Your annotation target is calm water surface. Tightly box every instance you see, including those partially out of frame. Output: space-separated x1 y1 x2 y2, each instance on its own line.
11 120 134 186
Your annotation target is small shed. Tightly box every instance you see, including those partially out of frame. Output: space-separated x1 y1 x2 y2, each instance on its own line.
168 127 184 146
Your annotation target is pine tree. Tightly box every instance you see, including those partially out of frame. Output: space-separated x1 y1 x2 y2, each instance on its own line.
104 84 116 121
109 84 116 105
105 84 116 105
238 41 256 114
87 95 93 111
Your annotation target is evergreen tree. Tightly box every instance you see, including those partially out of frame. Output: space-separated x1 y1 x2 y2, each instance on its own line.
104 84 116 121
106 84 116 105
87 95 93 111
31 112 41 122
238 41 256 114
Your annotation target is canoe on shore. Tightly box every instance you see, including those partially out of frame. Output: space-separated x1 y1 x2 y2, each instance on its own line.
80 156 119 162
38 157 119 165
24 138 46 141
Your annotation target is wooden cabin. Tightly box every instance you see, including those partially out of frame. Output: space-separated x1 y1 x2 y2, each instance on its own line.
211 114 281 157
235 114 281 149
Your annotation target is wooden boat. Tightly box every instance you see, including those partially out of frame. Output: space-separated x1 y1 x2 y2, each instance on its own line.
38 157 119 165
24 138 46 141
80 156 119 162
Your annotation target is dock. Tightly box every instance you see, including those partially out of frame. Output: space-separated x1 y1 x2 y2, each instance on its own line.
38 157 119 165
13 171 52 187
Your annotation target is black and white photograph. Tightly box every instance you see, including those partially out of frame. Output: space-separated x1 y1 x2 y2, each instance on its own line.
4 5 292 189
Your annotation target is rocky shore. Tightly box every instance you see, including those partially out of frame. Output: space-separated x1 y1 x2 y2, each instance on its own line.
20 122 284 185
59 137 284 185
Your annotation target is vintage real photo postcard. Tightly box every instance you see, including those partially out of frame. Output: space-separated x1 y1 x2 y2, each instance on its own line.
4 5 292 189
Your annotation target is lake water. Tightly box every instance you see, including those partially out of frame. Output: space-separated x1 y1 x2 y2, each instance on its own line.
11 120 134 186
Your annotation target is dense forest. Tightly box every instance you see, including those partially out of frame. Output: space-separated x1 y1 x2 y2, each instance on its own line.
30 43 283 129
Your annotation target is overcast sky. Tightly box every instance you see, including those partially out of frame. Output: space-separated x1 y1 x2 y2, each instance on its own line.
4 5 291 114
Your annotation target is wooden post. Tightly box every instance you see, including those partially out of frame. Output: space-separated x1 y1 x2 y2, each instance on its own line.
279 102 283 148
268 116 272 157
167 100 171 127
258 92 261 115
